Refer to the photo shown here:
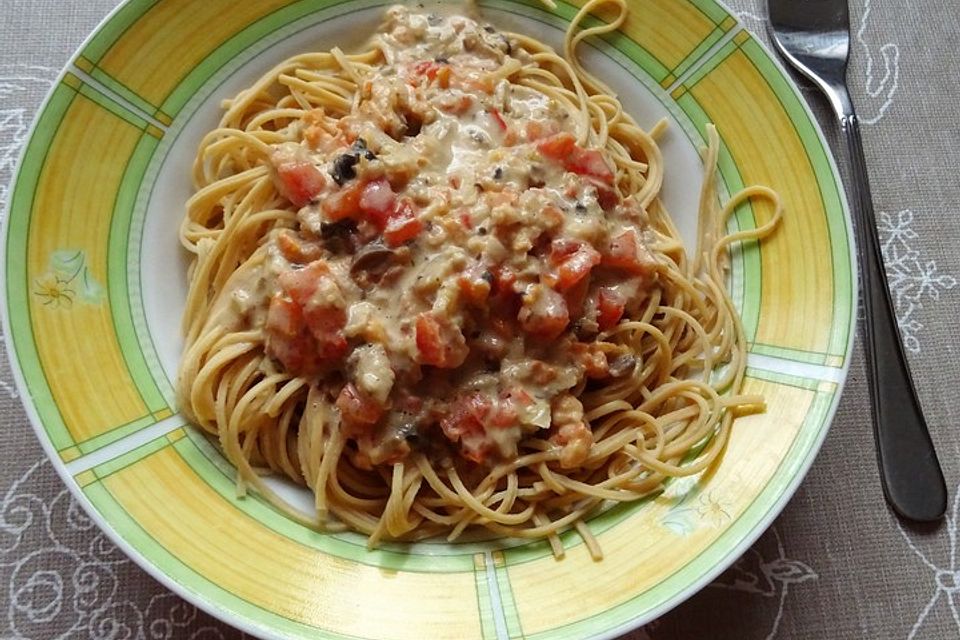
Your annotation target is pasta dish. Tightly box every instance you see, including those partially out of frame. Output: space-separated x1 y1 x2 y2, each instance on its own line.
177 0 781 559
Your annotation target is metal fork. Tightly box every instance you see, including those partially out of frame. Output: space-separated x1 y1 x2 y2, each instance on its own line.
767 0 947 521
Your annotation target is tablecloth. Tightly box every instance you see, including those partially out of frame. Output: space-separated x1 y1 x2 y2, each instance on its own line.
1 0 958 638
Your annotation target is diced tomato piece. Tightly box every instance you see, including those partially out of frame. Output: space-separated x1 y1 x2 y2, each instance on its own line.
358 178 396 229
489 401 518 428
275 161 325 207
549 238 581 261
265 295 303 338
303 302 348 360
602 229 656 276
547 239 601 292
567 147 615 184
277 260 348 361
518 285 569 340
266 332 321 375
277 260 330 304
490 265 517 301
464 393 493 424
459 212 473 229
336 383 383 431
490 388 530 429
265 295 322 375
438 393 503 462
489 108 508 131
276 231 322 263
563 276 590 321
321 180 363 221
457 269 492 306
537 133 615 184
383 200 423 247
413 60 442 80
597 288 626 331
537 133 577 160
440 393 486 441
415 313 469 368
593 181 620 210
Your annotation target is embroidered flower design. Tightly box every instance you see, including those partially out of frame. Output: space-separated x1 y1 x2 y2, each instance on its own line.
897 484 960 639
878 210 957 353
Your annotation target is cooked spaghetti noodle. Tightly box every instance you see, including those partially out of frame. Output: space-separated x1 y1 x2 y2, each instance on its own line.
177 0 782 559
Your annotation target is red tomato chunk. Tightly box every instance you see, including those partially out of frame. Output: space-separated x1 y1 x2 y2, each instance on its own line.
603 229 656 276
537 133 615 184
275 161 325 207
547 238 601 292
415 313 469 368
519 284 569 340
597 288 626 331
336 383 383 431
383 200 423 246
266 260 348 374
358 178 396 228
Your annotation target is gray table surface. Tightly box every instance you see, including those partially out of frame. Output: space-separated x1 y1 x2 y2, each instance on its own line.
2 0 959 638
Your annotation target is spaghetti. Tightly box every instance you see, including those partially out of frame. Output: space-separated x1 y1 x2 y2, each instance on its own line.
177 0 782 559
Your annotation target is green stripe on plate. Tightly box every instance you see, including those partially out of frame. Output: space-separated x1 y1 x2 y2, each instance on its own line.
77 414 158 454
494 559 524 638
671 25 725 79
159 0 357 117
89 429 173 479
749 342 833 366
687 0 730 24
79 0 161 64
681 35 739 89
90 66 160 116
473 556 498 640
77 81 150 129
6 82 78 450
743 367 826 391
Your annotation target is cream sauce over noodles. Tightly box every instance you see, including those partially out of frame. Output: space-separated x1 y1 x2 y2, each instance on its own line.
213 7 659 469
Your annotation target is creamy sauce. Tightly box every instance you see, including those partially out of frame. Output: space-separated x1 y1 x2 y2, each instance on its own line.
219 6 659 469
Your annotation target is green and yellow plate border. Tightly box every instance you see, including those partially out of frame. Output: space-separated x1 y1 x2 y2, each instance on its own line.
1 1 855 638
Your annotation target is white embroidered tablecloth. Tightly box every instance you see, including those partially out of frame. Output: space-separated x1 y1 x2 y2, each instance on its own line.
1 1 958 638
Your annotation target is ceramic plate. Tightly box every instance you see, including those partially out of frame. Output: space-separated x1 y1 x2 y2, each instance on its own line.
2 0 855 638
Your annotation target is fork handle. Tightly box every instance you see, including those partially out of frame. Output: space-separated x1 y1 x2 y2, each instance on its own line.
840 107 947 521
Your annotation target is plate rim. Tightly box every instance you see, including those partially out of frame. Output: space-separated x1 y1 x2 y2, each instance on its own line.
0 0 858 638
